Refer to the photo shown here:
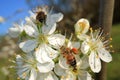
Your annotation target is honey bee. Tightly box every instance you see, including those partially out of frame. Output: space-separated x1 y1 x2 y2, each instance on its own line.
60 46 78 71
36 11 47 23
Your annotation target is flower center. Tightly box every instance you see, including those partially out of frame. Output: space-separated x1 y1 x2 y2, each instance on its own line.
88 39 99 51
38 34 48 44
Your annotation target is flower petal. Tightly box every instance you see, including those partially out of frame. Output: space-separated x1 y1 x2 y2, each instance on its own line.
89 51 101 73
61 71 76 80
54 64 66 76
77 34 89 41
19 39 37 53
59 56 69 69
80 56 89 69
45 44 59 59
72 42 80 49
75 18 89 34
78 71 92 80
24 25 38 37
81 41 90 54
37 71 58 80
98 48 112 62
37 61 54 73
42 23 56 35
35 44 53 63
48 34 65 49
8 27 21 38
29 69 37 80
46 13 63 25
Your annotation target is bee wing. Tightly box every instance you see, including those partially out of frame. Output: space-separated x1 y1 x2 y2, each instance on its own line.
89 51 101 73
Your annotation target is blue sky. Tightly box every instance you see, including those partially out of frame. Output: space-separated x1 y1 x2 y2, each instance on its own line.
0 0 29 35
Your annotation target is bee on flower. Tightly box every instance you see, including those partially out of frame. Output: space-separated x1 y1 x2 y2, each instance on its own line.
54 57 92 80
55 36 92 80
16 7 65 63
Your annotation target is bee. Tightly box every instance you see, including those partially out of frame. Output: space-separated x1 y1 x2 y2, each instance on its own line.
60 46 78 71
36 11 47 23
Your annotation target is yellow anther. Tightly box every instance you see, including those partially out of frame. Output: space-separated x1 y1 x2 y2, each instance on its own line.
110 38 112 41
22 72 26 77
17 77 20 80
110 45 113 48
96 55 99 58
35 48 39 51
90 28 93 32
61 76 65 79
79 22 85 27
112 50 115 53
95 30 97 32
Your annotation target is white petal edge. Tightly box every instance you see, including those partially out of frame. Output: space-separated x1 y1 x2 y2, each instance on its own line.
24 25 38 37
46 13 63 25
75 18 90 34
78 71 92 80
37 61 54 73
89 51 101 73
35 44 55 63
37 71 58 80
42 23 56 35
8 27 21 38
44 44 59 59
81 41 90 54
54 64 66 76
59 56 69 69
29 69 37 80
98 48 112 63
48 34 65 49
19 39 37 53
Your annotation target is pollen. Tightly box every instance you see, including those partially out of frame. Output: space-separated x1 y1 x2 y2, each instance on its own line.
110 38 112 41
35 48 39 51
96 55 99 58
17 77 20 80
79 22 85 28
110 45 113 48
90 28 93 32
22 72 26 77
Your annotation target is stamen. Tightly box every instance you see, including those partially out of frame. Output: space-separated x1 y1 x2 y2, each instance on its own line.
90 28 94 39
110 38 112 41
17 77 20 80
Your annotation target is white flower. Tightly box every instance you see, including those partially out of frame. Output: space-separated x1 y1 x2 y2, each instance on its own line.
81 29 112 73
75 18 90 40
8 23 24 38
16 53 54 80
19 11 65 63
54 57 92 80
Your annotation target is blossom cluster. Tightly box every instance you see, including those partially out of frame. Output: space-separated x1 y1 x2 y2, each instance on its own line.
8 7 112 80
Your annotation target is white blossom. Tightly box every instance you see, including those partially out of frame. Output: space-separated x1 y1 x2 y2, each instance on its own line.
8 23 24 38
75 18 90 40
16 53 55 80
81 29 112 73
19 10 65 63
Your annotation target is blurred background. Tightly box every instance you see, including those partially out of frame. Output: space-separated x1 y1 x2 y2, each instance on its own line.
0 0 120 80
